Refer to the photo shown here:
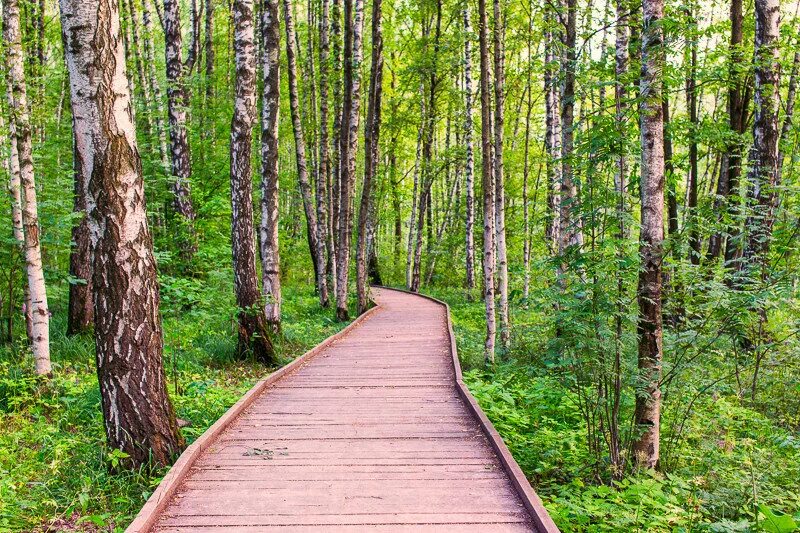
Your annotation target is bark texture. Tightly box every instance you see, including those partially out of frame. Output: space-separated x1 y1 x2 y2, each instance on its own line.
4 0 51 375
231 0 275 361
633 0 665 470
67 127 94 336
356 0 383 315
59 0 184 466
477 0 495 362
260 0 282 329
463 6 476 292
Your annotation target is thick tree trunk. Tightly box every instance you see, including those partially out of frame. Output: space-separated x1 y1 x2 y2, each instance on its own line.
356 0 383 315
478 0 495 363
231 0 275 360
463 6 476 292
260 0 281 329
633 0 665 470
59 0 184 466
742 0 781 274
67 127 94 336
164 0 198 257
4 0 51 375
334 0 365 321
282 0 328 307
492 0 509 347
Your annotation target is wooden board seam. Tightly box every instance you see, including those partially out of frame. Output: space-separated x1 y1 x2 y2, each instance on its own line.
125 304 381 533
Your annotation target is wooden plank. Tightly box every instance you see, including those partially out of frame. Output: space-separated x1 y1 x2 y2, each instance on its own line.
128 288 558 533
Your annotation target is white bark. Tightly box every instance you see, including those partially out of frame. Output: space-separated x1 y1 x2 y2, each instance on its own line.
4 0 51 375
463 7 476 292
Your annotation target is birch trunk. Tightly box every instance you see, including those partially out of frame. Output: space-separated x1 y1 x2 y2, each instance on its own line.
4 0 51 375
142 0 170 171
259 0 281 329
334 0 365 321
544 5 561 253
633 0 665 469
318 0 333 307
356 0 383 315
329 0 342 297
164 0 198 257
742 0 780 273
205 0 214 98
478 0 496 363
522 6 533 300
686 5 700 265
463 6 476 292
282 0 328 306
492 0 509 347
231 0 275 360
59 0 184 466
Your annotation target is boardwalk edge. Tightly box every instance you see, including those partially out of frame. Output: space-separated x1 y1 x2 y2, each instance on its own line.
125 304 381 533
374 286 561 533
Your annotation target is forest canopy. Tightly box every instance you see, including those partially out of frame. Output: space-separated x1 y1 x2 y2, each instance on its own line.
1 0 799 530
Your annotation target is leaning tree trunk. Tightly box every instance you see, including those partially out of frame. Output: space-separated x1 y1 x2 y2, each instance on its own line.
66 127 94 336
4 0 51 375
492 0 509 348
334 0 365 321
260 0 282 330
477 0 496 363
356 0 383 315
463 6 476 292
59 0 184 467
633 0 666 470
231 0 275 361
282 0 328 307
164 0 198 258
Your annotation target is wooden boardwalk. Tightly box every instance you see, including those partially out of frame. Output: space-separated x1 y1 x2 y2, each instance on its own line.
127 287 558 532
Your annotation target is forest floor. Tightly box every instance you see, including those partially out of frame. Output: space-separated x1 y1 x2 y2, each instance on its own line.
1 278 799 532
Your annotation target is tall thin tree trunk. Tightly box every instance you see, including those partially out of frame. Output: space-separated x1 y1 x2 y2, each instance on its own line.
142 0 170 171
686 5 700 265
334 0 365 321
405 96 423 290
329 0 343 298
492 0 509 347
282 0 328 306
260 0 281 329
205 0 215 98
463 6 476 292
164 0 198 258
633 0 665 470
4 0 51 375
544 4 561 253
478 0 495 363
356 0 383 315
59 0 184 466
231 0 275 361
742 0 780 276
319 0 334 304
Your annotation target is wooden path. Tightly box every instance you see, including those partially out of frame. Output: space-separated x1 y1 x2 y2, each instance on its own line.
127 287 558 532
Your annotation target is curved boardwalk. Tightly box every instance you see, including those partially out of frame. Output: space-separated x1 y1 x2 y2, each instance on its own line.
128 288 557 533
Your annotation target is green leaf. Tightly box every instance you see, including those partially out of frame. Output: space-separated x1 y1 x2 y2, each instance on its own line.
759 505 798 533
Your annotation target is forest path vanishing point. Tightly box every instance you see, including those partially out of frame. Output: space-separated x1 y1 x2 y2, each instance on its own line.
127 287 558 532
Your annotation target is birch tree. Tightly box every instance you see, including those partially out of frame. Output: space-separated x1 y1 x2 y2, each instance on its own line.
478 0 496 362
231 0 275 359
282 0 328 307
356 0 383 315
463 6 476 292
633 0 666 469
334 0 365 320
4 0 50 375
164 0 198 257
59 0 184 466
260 0 281 329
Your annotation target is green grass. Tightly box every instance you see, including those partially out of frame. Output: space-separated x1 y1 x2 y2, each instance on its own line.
0 274 349 532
